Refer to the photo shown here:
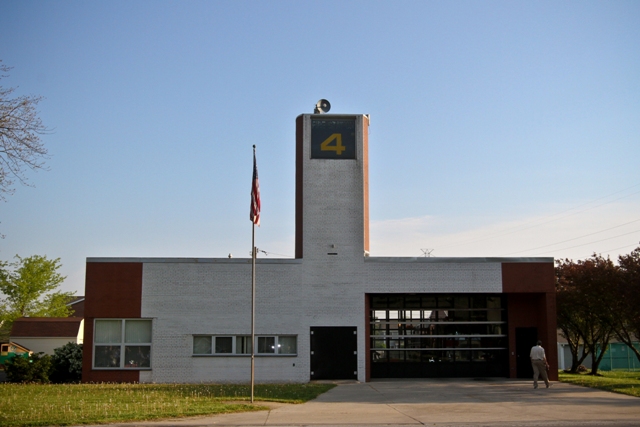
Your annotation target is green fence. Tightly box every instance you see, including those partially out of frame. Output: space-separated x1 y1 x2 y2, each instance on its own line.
598 342 640 371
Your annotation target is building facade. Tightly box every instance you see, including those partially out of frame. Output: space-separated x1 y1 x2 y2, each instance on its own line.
82 113 557 383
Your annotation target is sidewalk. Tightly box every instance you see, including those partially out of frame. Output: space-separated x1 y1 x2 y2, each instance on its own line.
88 378 640 427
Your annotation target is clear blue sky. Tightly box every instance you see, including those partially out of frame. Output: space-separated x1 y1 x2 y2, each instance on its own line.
1 1 639 295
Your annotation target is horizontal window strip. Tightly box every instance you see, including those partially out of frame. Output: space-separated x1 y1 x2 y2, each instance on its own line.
192 353 297 357
371 334 507 338
374 308 505 312
192 335 297 356
372 321 506 325
371 347 507 351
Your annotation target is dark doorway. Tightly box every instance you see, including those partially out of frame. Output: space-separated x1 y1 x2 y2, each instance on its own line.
310 326 357 380
515 327 537 378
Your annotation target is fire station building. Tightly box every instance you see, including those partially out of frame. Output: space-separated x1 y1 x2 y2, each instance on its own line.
82 112 557 383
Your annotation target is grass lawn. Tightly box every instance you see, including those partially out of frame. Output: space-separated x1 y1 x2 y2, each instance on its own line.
0 382 336 427
559 370 640 398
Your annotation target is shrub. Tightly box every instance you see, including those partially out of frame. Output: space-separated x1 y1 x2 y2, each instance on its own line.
4 352 52 383
50 342 83 383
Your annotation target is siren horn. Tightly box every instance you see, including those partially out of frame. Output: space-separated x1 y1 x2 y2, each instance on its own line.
314 99 331 114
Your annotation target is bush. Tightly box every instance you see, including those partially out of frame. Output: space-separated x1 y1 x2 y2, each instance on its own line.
4 352 52 383
50 342 83 383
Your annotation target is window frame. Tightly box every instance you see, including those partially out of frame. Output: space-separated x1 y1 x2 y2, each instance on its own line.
93 318 152 370
192 335 297 356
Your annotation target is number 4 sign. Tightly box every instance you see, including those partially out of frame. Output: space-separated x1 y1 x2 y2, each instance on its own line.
311 118 356 159
320 133 346 155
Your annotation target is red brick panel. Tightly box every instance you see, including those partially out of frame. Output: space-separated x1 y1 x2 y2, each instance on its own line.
362 116 370 255
540 292 558 381
85 262 143 318
507 294 537 378
83 262 143 383
506 293 558 381
502 262 555 293
295 114 304 259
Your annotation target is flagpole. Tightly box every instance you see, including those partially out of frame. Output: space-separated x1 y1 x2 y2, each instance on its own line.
250 144 258 404
251 223 256 403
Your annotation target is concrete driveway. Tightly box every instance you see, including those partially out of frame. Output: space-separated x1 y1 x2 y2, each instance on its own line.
87 378 640 427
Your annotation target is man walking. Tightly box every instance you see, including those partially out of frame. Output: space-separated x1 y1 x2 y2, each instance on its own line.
530 340 550 389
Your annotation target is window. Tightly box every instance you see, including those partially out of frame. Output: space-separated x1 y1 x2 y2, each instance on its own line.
236 336 252 354
258 336 276 354
216 337 233 353
193 336 236 355
94 319 151 369
256 336 297 355
192 335 296 356
278 336 297 354
193 336 212 355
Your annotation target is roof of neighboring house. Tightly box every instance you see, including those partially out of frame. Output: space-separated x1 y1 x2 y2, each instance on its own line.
67 296 85 305
1 341 31 353
67 296 85 318
10 317 83 338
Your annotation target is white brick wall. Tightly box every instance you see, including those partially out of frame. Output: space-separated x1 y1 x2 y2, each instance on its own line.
363 258 503 293
300 115 366 261
141 260 314 383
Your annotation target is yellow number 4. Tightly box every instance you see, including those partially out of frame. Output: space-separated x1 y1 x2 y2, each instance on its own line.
320 133 345 155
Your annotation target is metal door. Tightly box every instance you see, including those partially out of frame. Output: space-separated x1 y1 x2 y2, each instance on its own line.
310 326 357 380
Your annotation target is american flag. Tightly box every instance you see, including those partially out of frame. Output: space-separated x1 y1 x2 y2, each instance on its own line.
250 147 261 226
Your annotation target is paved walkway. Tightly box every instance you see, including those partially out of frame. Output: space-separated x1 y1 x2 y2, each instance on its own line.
88 378 640 427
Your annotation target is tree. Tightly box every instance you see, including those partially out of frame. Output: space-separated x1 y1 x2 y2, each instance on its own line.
0 60 50 203
555 254 619 375
556 260 591 372
4 351 52 383
0 255 72 341
614 246 640 363
50 342 83 383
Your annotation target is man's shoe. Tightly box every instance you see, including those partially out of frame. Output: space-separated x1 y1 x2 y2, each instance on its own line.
534 385 538 389
546 383 551 388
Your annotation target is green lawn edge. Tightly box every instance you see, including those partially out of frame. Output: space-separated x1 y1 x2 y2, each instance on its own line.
0 382 337 427
559 370 640 398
